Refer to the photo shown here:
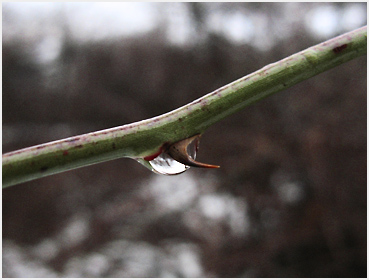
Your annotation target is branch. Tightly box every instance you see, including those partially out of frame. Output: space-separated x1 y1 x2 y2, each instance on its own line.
3 26 367 188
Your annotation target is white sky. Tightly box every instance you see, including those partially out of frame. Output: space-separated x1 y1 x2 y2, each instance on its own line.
3 2 158 40
2 2 366 62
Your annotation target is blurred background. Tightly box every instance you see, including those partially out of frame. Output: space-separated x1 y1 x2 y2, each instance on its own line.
2 2 367 277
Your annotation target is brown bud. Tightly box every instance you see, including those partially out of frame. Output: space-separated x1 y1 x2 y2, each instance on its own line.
168 134 220 169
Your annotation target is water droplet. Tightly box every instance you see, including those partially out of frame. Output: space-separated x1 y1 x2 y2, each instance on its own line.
134 134 219 175
134 138 197 175
135 152 189 175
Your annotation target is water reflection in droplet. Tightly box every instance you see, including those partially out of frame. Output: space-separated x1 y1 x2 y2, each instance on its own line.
148 152 189 175
134 140 198 175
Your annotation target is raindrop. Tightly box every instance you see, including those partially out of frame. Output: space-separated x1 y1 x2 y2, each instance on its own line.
135 152 189 175
134 135 219 175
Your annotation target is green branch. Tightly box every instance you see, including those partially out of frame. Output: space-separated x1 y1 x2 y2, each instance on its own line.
3 26 367 188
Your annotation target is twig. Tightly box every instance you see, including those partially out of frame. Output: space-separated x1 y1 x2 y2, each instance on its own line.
3 26 367 188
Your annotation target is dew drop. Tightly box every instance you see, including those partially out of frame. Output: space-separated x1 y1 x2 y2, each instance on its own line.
145 153 189 175
135 153 188 175
135 138 198 175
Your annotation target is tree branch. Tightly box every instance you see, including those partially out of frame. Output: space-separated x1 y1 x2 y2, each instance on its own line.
3 26 367 188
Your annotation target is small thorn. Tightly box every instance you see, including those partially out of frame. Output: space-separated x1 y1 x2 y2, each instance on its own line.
168 134 220 169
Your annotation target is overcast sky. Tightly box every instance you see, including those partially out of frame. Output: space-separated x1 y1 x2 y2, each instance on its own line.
2 3 366 63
